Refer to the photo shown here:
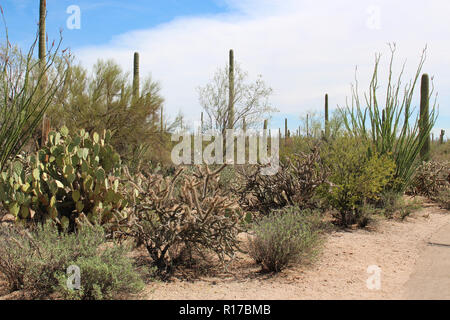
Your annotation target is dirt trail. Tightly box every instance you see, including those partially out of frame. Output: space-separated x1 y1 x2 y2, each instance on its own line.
404 220 450 299
140 204 450 300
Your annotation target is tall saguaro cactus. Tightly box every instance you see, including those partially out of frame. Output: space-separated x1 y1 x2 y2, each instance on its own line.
419 74 431 161
228 49 235 131
160 106 164 133
200 112 204 133
133 52 140 100
325 94 329 138
39 0 46 64
39 0 50 147
284 118 288 145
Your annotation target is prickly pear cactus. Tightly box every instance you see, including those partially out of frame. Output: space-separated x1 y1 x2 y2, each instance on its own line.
0 127 127 229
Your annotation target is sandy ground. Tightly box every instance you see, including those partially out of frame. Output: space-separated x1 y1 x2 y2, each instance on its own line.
1 201 449 300
140 203 450 300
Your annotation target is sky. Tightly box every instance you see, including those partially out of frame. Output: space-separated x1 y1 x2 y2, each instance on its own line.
1 0 449 137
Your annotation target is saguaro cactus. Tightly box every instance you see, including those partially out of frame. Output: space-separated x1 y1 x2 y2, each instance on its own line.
284 118 288 145
420 74 431 161
306 114 309 137
160 106 164 133
440 130 445 144
133 52 140 100
228 49 235 131
39 0 50 147
325 94 329 138
200 112 204 133
39 0 46 64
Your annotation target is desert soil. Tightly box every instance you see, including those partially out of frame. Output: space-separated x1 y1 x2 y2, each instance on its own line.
1 201 449 300
139 202 450 300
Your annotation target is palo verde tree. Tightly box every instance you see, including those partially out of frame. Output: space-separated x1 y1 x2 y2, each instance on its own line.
47 58 164 168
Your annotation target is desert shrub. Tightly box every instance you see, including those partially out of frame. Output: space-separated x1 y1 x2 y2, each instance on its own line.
340 46 437 192
372 190 421 220
0 127 128 230
54 246 144 300
431 140 450 163
126 164 243 273
0 222 143 299
248 207 322 272
407 161 449 198
320 136 396 226
434 188 450 210
234 146 329 215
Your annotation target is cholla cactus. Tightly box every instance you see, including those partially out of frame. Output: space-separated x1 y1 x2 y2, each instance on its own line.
126 164 243 272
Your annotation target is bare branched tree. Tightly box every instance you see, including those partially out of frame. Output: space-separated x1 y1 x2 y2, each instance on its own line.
198 62 277 133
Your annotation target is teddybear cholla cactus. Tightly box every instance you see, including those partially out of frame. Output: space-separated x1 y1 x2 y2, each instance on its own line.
0 127 127 230
126 164 243 272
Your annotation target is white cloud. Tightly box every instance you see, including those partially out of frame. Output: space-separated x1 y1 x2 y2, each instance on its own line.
74 0 450 128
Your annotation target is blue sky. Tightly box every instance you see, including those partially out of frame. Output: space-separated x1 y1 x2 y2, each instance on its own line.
1 0 228 48
1 0 449 137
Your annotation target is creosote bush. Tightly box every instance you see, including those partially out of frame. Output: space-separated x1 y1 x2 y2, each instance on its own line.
248 206 322 273
0 222 143 299
320 136 396 226
126 164 243 273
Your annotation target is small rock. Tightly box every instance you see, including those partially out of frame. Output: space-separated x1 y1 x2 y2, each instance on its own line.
1 214 15 223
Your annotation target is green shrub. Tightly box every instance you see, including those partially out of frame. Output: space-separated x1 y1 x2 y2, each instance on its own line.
373 191 421 220
248 207 322 272
54 245 144 300
321 136 396 226
0 127 128 230
0 223 143 299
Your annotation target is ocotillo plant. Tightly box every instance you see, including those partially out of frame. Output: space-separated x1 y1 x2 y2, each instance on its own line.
420 74 431 161
133 52 140 100
440 130 445 144
325 94 329 138
228 49 235 130
340 49 437 192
